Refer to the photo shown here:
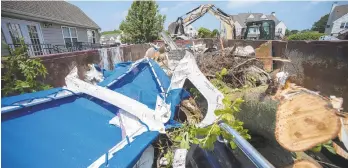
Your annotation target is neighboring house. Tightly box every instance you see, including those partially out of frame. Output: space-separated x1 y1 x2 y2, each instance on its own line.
325 3 348 38
229 12 287 39
100 33 121 45
1 1 101 56
184 25 198 38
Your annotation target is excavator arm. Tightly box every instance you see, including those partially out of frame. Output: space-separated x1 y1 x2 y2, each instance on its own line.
168 4 235 40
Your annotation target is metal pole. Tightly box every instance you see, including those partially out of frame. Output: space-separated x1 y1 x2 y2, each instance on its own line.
219 122 275 168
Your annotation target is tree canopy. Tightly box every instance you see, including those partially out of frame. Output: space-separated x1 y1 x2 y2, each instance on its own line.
287 31 324 40
119 1 165 44
198 27 219 38
101 30 122 35
311 14 329 33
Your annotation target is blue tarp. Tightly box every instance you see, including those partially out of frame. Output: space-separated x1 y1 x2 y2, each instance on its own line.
1 59 188 168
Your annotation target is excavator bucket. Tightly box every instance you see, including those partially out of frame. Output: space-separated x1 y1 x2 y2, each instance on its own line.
168 22 185 36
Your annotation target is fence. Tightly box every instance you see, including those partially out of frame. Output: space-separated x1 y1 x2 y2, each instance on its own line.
6 42 102 56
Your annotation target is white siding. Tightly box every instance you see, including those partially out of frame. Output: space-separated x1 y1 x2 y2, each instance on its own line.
40 23 64 45
331 13 348 35
234 22 243 37
275 21 287 36
77 27 88 42
41 23 99 44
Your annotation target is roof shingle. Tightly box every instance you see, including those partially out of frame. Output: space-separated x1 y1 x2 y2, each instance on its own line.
332 4 348 22
1 1 100 29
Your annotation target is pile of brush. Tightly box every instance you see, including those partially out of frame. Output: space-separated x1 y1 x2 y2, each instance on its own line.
196 46 270 88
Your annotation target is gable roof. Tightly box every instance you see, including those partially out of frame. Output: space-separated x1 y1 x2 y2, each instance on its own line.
231 13 280 27
1 1 100 29
331 4 348 22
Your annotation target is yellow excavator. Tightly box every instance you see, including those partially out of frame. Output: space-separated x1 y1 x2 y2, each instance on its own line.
168 4 280 40
168 4 235 40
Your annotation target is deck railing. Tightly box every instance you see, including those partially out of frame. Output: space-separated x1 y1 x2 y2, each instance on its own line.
6 42 102 56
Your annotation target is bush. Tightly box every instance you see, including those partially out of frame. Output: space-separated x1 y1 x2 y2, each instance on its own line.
2 40 51 96
198 27 212 38
287 31 324 40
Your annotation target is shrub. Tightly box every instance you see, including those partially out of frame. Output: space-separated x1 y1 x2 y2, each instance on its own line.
198 27 212 38
287 31 324 40
1 40 51 97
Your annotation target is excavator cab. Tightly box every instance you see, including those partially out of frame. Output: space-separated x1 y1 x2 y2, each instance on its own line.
243 20 276 40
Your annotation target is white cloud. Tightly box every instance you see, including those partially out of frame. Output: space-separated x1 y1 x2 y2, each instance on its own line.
160 7 169 13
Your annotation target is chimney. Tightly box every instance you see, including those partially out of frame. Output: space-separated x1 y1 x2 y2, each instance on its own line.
271 12 275 16
330 2 338 13
325 2 338 34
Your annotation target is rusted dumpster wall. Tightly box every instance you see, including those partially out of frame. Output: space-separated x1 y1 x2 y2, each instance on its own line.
122 44 151 61
35 44 151 87
273 40 348 109
37 50 100 87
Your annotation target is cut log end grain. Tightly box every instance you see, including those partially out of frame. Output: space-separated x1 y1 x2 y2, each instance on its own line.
275 92 341 152
287 160 322 168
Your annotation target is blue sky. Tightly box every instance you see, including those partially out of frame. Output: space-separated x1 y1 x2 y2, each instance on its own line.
69 1 348 32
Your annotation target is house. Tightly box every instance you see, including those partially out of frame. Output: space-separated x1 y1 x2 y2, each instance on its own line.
324 2 348 38
184 25 198 38
229 12 287 39
1 1 101 56
100 33 121 45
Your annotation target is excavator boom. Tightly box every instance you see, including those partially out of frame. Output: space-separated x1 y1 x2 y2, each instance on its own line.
168 4 234 40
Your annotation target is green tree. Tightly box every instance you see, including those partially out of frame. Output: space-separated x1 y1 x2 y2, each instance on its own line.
287 31 324 40
285 29 291 36
211 29 219 37
101 30 122 35
290 30 299 34
311 14 329 33
198 27 212 38
119 1 166 44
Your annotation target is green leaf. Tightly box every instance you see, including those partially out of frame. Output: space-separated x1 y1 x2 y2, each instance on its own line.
222 98 231 107
229 141 237 149
221 113 234 122
179 133 190 149
323 144 336 154
174 135 183 142
192 138 200 144
220 68 228 76
310 145 322 153
210 124 221 135
233 106 240 112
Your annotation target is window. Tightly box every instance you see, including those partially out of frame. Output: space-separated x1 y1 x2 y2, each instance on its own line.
340 22 345 28
7 23 23 44
277 28 282 33
326 25 330 28
62 27 77 46
346 23 348 29
27 25 42 55
87 29 96 44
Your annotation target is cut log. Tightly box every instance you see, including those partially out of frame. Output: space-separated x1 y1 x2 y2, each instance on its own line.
275 87 341 152
287 160 322 168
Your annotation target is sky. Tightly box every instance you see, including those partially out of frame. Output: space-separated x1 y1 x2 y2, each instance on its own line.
69 1 348 32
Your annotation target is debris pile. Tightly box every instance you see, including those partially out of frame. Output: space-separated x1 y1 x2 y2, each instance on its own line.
196 46 270 88
150 37 348 167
